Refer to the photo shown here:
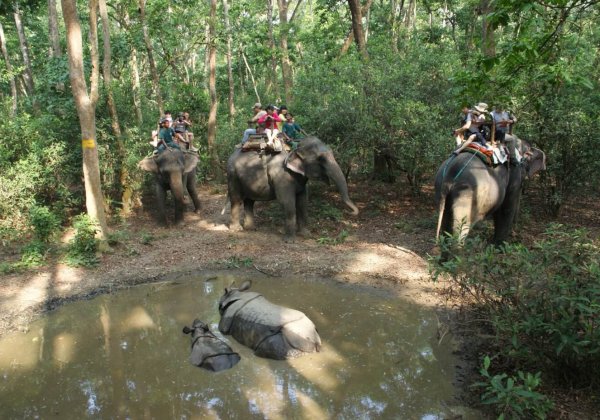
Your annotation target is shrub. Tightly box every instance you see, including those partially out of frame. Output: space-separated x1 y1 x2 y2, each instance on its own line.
474 356 553 419
63 214 100 267
431 224 600 385
28 205 61 243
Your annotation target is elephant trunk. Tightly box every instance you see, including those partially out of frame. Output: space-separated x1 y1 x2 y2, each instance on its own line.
324 152 359 215
170 171 185 223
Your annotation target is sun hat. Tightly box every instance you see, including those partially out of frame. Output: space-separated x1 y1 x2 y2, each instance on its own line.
253 102 262 109
474 102 488 113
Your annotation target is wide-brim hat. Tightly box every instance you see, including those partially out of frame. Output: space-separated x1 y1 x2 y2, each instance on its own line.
253 102 262 109
474 102 488 113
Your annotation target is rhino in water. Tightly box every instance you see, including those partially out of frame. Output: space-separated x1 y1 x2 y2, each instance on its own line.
182 319 241 372
218 280 322 360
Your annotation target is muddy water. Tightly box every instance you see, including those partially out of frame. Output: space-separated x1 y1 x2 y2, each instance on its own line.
0 275 467 419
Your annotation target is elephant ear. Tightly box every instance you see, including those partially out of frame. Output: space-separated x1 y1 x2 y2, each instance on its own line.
285 150 305 176
525 147 546 178
139 157 159 173
183 153 199 174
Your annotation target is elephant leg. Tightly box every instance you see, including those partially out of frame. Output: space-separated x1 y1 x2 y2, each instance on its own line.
451 194 473 243
282 198 298 243
186 173 201 213
230 198 243 231
156 183 168 226
243 199 256 230
296 189 309 237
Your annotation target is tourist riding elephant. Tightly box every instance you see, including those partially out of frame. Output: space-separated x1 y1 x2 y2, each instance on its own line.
218 280 322 360
226 136 359 242
139 149 201 225
434 135 546 244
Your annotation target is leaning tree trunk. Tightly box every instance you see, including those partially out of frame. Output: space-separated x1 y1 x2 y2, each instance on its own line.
61 0 109 241
0 21 18 116
14 4 35 97
347 0 369 60
207 0 222 182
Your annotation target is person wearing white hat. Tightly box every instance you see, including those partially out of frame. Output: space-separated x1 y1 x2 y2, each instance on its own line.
452 104 488 151
241 103 267 144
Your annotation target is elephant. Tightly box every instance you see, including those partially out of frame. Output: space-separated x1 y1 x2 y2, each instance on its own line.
182 319 241 372
218 280 322 360
434 135 546 245
226 136 359 242
139 149 201 225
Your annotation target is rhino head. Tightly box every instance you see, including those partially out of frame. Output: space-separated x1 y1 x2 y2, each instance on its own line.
218 280 252 315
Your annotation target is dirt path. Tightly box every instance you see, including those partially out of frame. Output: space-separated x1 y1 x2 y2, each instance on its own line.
0 182 449 336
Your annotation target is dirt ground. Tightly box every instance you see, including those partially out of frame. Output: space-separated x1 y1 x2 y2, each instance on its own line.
1 180 598 417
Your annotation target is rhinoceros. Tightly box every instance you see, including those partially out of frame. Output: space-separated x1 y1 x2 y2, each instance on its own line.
182 319 241 372
218 280 322 360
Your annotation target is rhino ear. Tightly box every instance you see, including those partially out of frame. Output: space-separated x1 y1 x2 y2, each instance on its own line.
182 326 192 335
239 280 252 291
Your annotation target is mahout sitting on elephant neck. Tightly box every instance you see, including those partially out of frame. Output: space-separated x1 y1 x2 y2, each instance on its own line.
182 319 241 372
218 280 322 360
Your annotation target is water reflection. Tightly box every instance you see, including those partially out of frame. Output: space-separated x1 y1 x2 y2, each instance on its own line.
0 275 469 418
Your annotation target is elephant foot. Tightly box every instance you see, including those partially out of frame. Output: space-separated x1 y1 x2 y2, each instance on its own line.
243 223 256 231
283 234 296 243
229 224 243 232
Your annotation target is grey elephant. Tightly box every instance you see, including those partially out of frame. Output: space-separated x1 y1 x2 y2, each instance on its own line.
218 280 322 360
434 135 546 244
182 319 241 372
139 149 201 225
226 136 359 242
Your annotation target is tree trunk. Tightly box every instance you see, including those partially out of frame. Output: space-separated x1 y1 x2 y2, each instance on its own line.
241 48 261 103
14 4 35 97
61 0 109 241
277 0 293 104
48 0 64 91
480 0 495 57
266 0 278 96
0 22 18 117
99 0 131 215
222 0 236 120
207 0 222 182
123 10 143 125
139 0 163 115
346 0 369 59
390 0 399 53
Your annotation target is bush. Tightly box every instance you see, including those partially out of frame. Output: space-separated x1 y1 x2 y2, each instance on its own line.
28 205 61 243
474 356 553 419
63 214 100 267
431 224 600 385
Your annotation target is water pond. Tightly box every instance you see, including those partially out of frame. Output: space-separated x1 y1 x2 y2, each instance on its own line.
0 274 470 419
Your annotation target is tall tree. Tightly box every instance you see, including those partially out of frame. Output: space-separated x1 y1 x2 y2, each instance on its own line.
222 0 235 119
266 0 279 96
99 0 131 215
48 0 64 91
138 0 163 115
207 0 221 181
341 0 373 55
277 0 294 104
61 0 109 240
480 0 495 57
14 4 35 97
0 21 18 116
346 0 369 59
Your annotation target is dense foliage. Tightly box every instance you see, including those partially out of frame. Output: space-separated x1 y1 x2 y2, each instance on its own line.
432 224 600 415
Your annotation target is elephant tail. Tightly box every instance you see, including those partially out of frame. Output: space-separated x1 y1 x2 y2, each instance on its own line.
435 184 451 240
220 193 230 215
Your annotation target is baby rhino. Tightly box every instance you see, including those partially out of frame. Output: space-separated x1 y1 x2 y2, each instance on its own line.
218 280 322 360
182 319 241 372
